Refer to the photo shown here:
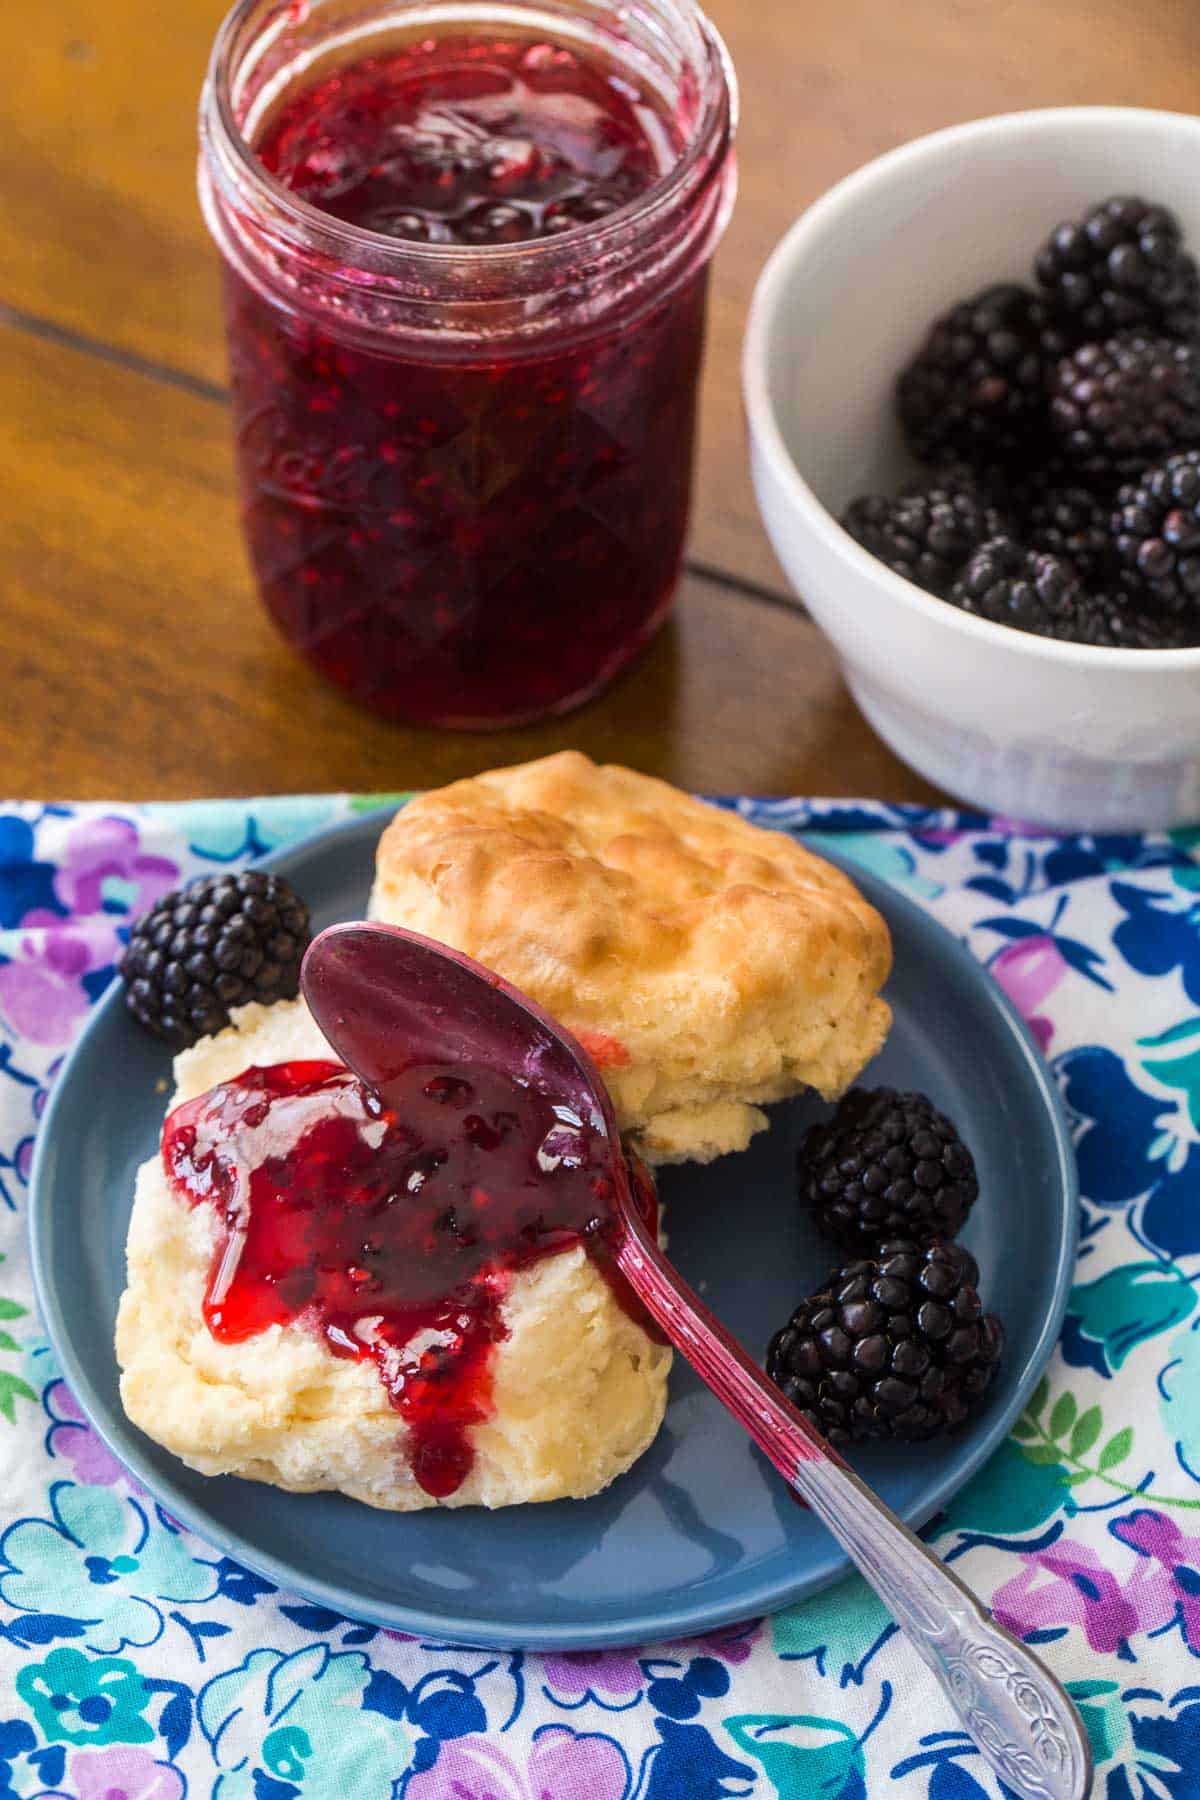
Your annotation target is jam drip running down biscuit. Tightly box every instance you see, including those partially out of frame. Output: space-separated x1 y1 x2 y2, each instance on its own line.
163 1055 657 1498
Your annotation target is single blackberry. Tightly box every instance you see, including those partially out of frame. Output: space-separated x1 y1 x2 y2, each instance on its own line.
1113 451 1200 616
841 472 1007 596
896 284 1058 468
120 870 312 1049
949 535 1089 639
766 1240 1004 1445
1024 482 1114 584
1048 334 1200 484
800 1087 979 1254
1034 195 1200 344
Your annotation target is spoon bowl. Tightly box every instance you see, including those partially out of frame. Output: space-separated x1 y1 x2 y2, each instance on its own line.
300 919 612 1132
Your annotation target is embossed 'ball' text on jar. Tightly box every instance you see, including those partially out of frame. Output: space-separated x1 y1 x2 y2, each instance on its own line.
199 0 737 728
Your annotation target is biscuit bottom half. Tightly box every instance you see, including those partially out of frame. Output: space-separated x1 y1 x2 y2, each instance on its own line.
115 1000 672 1511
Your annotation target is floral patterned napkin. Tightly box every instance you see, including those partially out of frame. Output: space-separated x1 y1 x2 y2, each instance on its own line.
1 794 1199 1800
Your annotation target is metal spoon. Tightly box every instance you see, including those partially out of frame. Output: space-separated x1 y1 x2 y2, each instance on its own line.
301 921 1092 1800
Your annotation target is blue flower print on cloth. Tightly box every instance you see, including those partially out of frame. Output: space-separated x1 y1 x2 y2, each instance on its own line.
5 795 1200 1798
0 1482 220 1653
199 1645 414 1800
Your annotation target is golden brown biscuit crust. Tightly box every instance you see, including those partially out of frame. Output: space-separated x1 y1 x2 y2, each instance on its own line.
371 753 892 1163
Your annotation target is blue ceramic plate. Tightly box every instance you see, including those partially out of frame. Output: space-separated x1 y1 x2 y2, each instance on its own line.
28 809 1077 1650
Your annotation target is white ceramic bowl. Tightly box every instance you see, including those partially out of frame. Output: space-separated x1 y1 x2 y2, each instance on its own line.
743 106 1200 831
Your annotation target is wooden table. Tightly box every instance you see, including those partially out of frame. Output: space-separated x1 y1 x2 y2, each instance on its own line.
4 0 1194 800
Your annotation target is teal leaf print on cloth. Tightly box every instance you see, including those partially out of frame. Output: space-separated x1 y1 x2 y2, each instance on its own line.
939 1438 1071 1540
724 1709 870 1800
1140 1017 1200 1133
199 1646 413 1800
801 831 942 900
149 797 347 864
347 793 413 816
770 1577 893 1686
1159 1318 1200 1486
1065 1263 1197 1377
16 1645 155 1746
0 1482 219 1652
3 795 1200 1798
1067 1679 1130 1768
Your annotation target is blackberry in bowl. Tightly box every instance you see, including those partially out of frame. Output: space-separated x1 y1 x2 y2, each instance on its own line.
744 106 1200 829
1034 194 1200 344
841 471 1007 597
895 284 1056 469
1113 451 1200 616
1047 334 1200 484
1023 481 1114 584
950 537 1091 640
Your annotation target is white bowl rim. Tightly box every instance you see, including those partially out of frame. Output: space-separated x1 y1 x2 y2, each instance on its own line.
742 103 1200 672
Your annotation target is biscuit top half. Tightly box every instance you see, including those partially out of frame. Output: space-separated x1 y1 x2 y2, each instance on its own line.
371 752 893 1161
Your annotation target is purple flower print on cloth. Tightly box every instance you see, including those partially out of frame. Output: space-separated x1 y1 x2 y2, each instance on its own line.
990 936 1068 1052
977 892 1113 1056
46 1378 126 1487
991 1538 1151 1657
0 918 119 1046
71 1744 185 1800
527 1724 630 1800
541 1648 643 1702
52 816 178 919
406 1726 629 1800
909 825 965 849
1110 1509 1200 1655
991 1508 1200 1661
0 816 179 1047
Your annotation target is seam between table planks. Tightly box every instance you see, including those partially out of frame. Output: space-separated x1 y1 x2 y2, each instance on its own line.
0 299 227 405
0 294 807 620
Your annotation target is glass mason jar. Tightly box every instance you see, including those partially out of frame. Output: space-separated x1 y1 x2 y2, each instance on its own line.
199 0 736 729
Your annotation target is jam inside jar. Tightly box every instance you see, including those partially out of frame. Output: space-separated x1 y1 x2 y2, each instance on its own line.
200 2 737 728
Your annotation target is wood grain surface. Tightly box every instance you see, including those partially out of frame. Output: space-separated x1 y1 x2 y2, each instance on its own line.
0 0 1188 797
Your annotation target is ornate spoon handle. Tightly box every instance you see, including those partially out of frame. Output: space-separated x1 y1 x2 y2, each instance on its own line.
789 1453 1091 1799
614 1211 1093 1800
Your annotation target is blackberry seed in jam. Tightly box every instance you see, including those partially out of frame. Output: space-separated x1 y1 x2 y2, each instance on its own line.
163 1057 658 1499
201 13 736 727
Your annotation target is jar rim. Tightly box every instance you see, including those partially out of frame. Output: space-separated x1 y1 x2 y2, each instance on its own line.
202 0 737 281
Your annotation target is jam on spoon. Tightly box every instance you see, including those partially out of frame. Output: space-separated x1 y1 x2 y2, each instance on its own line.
163 1053 656 1499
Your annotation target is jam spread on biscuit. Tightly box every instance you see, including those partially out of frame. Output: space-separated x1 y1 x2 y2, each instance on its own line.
162 1058 656 1498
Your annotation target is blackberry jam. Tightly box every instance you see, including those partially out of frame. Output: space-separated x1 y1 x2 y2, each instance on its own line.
200 3 736 727
163 1057 658 1497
